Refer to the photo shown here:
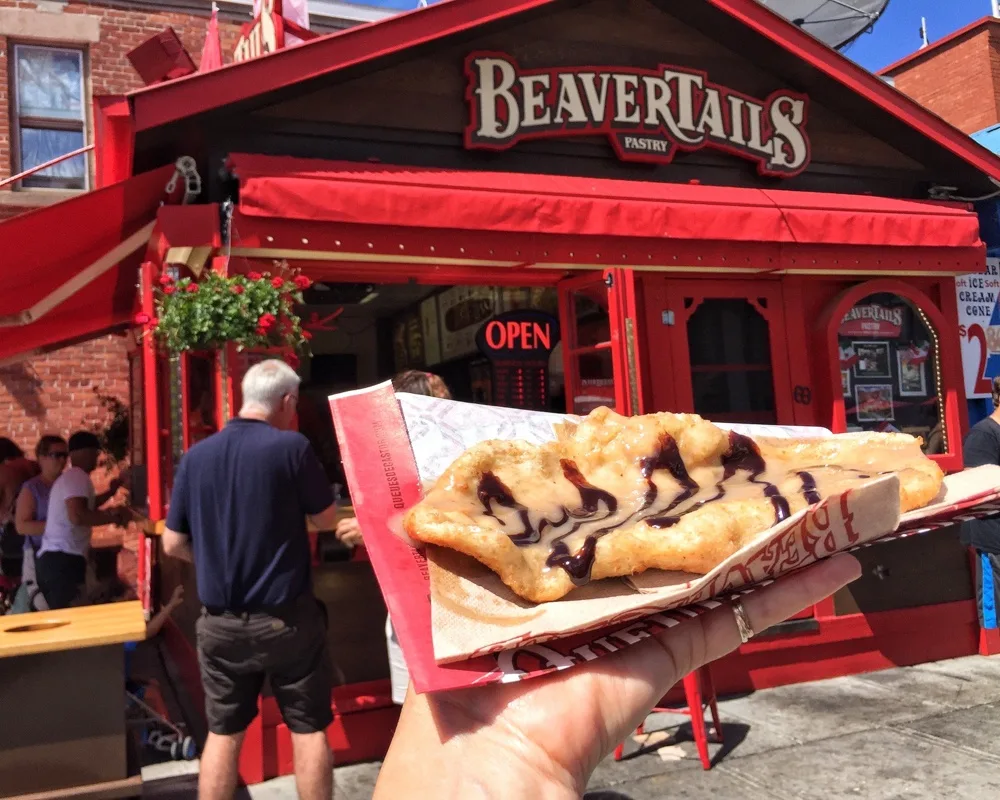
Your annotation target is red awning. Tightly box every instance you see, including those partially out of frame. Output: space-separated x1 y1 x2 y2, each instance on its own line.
0 165 174 362
228 154 985 275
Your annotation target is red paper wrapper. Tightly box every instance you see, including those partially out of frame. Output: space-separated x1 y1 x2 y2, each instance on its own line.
330 383 1000 693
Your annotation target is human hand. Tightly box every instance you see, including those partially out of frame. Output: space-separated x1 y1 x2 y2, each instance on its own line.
373 553 862 799
167 584 184 611
335 517 363 548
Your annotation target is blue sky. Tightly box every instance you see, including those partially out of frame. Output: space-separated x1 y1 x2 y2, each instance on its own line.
346 0 990 74
845 0 995 72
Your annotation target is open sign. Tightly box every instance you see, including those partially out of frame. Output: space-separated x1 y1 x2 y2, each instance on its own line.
476 310 560 361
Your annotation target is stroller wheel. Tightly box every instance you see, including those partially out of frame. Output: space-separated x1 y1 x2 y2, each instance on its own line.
181 736 198 760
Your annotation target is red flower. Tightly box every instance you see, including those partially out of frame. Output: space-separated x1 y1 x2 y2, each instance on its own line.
285 353 300 369
247 271 262 281
257 313 277 331
232 284 245 295
271 277 285 289
133 312 151 325
302 329 313 340
293 275 312 290
158 274 173 286
186 283 199 294
163 285 177 295
255 326 268 336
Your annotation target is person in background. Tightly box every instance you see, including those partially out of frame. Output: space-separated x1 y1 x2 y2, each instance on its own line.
36 432 129 610
163 360 339 800
144 584 186 640
0 438 23 463
125 584 186 722
334 369 452 706
10 435 67 613
0 437 39 580
961 376 1000 630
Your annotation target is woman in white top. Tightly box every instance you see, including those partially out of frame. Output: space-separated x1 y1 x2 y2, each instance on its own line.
335 370 452 705
35 431 129 609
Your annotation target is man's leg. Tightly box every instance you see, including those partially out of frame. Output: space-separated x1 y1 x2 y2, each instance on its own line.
291 731 334 800
269 598 336 800
199 731 245 800
196 613 265 800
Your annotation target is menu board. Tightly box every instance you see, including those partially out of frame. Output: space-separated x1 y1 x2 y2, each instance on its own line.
437 286 498 361
421 296 441 366
492 364 548 409
500 287 559 316
392 311 425 371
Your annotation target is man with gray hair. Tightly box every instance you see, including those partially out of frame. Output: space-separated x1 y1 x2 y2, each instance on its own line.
164 359 339 800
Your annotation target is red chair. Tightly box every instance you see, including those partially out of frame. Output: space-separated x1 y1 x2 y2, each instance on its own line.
613 665 723 770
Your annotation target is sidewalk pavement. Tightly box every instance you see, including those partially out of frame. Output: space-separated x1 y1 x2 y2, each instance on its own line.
143 653 1000 798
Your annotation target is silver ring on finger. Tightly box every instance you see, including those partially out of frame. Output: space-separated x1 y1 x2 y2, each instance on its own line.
732 599 755 644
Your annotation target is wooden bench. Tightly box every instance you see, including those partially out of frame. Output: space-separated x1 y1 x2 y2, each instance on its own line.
0 601 146 799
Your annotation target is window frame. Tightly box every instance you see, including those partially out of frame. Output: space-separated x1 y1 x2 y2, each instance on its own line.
9 42 89 191
820 279 964 472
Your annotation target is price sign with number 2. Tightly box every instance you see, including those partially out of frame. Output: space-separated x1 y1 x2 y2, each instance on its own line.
957 259 1000 399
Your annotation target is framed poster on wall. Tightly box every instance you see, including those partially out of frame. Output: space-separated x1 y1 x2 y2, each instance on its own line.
896 348 928 397
852 341 892 380
855 384 894 422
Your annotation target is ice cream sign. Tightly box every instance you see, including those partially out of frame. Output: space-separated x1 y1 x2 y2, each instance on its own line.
464 53 811 177
956 258 1000 399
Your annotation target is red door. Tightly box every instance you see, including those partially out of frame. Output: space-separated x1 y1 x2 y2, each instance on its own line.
645 279 794 425
558 269 643 416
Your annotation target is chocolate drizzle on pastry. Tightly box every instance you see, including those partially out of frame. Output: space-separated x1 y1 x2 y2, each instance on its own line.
477 431 845 585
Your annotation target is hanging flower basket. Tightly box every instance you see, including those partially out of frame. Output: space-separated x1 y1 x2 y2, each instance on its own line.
137 262 313 358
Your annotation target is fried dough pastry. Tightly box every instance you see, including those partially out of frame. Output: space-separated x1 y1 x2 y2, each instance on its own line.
403 407 943 603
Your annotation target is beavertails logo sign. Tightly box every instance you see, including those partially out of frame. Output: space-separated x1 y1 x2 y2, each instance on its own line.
464 53 811 177
838 304 904 338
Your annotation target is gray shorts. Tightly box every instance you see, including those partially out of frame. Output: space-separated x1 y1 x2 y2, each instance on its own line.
196 594 334 735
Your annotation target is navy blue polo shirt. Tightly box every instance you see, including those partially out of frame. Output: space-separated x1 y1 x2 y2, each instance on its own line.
165 418 334 609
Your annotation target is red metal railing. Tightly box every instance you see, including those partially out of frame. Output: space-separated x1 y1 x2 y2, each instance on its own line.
0 143 95 190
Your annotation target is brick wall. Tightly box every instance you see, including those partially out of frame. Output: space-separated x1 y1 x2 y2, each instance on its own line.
0 0 246 209
885 23 1000 134
0 334 130 450
0 1 245 455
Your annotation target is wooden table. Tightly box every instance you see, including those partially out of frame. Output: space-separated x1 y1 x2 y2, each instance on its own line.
0 601 146 799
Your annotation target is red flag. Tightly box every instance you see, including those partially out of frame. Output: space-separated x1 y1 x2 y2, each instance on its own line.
199 3 223 72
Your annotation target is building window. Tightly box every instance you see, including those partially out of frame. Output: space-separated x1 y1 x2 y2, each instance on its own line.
837 292 943 453
11 44 87 190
